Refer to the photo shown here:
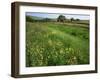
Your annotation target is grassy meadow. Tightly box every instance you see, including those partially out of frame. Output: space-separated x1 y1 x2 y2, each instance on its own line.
26 15 89 67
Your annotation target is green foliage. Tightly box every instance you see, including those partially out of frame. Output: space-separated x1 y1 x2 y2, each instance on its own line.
57 15 66 22
70 18 74 22
26 21 89 67
26 16 34 22
76 18 80 21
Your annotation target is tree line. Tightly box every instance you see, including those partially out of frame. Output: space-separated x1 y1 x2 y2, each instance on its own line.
26 15 80 22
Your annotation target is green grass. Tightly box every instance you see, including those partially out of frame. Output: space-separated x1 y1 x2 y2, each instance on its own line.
26 22 89 67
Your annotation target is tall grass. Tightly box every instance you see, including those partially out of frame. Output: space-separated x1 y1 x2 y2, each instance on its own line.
26 22 89 67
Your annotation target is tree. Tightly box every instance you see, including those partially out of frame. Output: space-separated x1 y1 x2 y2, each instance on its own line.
57 15 66 22
26 16 34 22
76 18 80 21
70 18 74 22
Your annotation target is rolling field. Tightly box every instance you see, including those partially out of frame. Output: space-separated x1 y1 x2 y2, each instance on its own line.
26 22 89 67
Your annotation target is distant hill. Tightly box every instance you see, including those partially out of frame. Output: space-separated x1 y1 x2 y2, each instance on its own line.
26 15 89 25
26 15 55 22
27 15 44 20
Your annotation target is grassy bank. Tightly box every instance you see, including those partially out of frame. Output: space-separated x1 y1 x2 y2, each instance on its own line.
26 22 89 67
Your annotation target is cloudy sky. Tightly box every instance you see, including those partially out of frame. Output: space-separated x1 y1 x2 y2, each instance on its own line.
26 12 90 20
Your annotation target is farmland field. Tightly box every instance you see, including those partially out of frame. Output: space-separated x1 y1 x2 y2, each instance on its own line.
26 21 89 67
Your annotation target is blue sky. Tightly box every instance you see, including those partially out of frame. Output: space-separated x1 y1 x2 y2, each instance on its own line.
26 12 90 20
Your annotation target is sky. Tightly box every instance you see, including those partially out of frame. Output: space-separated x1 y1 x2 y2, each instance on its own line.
26 12 90 20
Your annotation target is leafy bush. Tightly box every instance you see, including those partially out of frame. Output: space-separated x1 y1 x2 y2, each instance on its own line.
26 16 34 22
